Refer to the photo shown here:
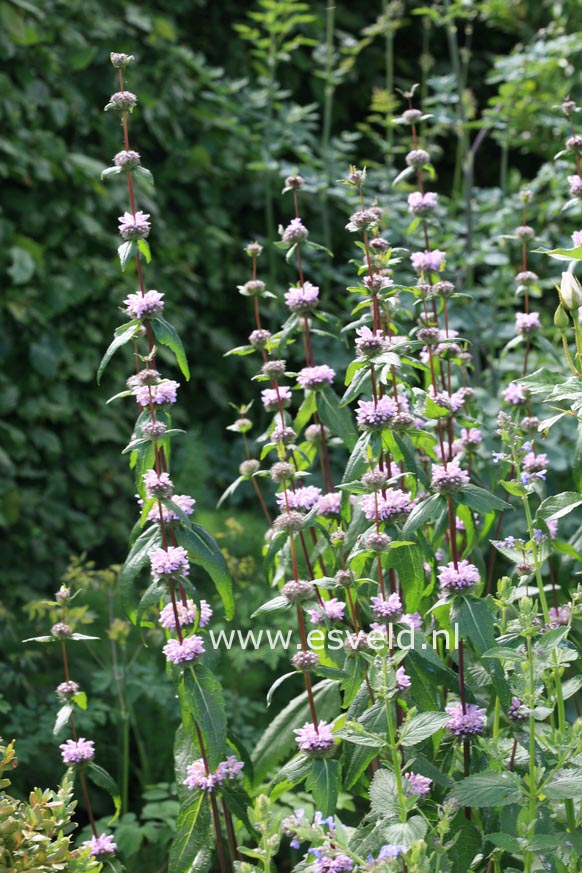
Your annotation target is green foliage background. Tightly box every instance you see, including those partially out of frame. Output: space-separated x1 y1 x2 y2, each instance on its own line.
1 0 580 597
1 0 581 865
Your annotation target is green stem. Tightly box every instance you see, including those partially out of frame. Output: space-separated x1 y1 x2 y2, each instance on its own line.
526 635 536 869
573 318 582 371
384 661 407 823
522 495 550 623
561 331 581 376
492 606 507 740
522 494 576 830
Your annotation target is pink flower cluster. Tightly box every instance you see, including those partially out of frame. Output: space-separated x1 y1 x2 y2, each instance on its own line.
183 755 244 792
163 635 205 664
149 545 189 581
294 720 335 754
285 281 319 311
159 598 212 630
60 737 95 765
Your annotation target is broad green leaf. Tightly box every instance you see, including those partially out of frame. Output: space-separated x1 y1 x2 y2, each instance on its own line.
399 711 449 747
168 792 212 873
86 762 122 823
179 525 234 619
136 577 166 628
151 316 191 381
317 387 358 450
383 815 427 850
53 703 73 735
541 244 582 261
544 769 582 799
500 479 526 498
269 755 312 796
118 525 162 615
342 432 371 483
455 598 509 706
182 666 226 769
449 814 483 873
97 321 141 384
137 238 152 263
343 701 387 789
403 493 446 533
487 832 521 852
252 680 340 782
538 491 582 522
369 768 399 819
305 758 340 816
386 543 424 611
450 772 523 807
457 484 509 513
118 240 134 270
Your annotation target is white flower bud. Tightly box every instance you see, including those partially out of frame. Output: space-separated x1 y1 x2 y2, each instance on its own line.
559 272 582 311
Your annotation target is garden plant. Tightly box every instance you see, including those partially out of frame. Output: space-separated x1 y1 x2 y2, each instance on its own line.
3 2 582 873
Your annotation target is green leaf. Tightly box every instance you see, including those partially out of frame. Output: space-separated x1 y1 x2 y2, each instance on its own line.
457 484 510 513
455 598 496 655
151 316 191 381
343 701 387 789
269 755 312 795
544 769 582 799
399 711 450 747
342 432 371 483
316 387 358 451
179 525 234 619
386 544 424 612
305 758 340 817
293 391 317 434
182 666 226 769
53 703 73 735
136 577 166 628
449 815 483 873
118 240 135 270
403 494 446 533
369 768 399 819
383 815 427 850
118 525 162 615
487 832 521 852
97 321 141 384
73 691 88 710
137 238 152 263
541 244 582 261
251 595 290 618
252 680 340 782
519 367 562 395
450 772 523 807
168 792 212 873
101 165 122 180
86 762 122 823
538 491 582 522
500 480 526 498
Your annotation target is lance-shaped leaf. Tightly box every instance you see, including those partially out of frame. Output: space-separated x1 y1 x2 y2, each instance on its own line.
151 315 190 381
182 666 226 770
86 762 122 823
305 758 340 817
118 524 162 615
178 525 234 620
97 320 141 384
168 792 212 873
